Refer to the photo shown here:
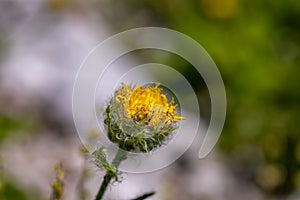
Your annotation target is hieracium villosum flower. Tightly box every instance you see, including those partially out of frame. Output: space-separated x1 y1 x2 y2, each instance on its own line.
104 83 185 152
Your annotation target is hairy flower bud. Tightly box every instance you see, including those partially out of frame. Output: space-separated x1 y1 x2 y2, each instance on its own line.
104 83 185 152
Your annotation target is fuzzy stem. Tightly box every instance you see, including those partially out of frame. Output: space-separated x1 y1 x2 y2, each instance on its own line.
95 149 127 200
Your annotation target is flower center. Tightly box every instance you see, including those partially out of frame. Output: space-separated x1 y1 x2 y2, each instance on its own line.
115 83 185 126
130 83 184 124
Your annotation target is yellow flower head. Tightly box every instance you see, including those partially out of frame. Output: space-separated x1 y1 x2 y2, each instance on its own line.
105 82 185 152
115 83 185 126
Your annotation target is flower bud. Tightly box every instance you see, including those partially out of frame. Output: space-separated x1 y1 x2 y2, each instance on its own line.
104 83 185 152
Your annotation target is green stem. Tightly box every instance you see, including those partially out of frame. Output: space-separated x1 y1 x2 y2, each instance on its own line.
95 149 127 200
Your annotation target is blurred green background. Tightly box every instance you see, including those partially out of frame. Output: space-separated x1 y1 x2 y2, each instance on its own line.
1 0 300 199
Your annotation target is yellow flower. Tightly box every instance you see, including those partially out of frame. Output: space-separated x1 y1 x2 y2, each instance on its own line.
115 83 185 126
105 82 185 152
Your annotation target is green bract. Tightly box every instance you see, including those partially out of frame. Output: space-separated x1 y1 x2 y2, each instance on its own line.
104 104 178 153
